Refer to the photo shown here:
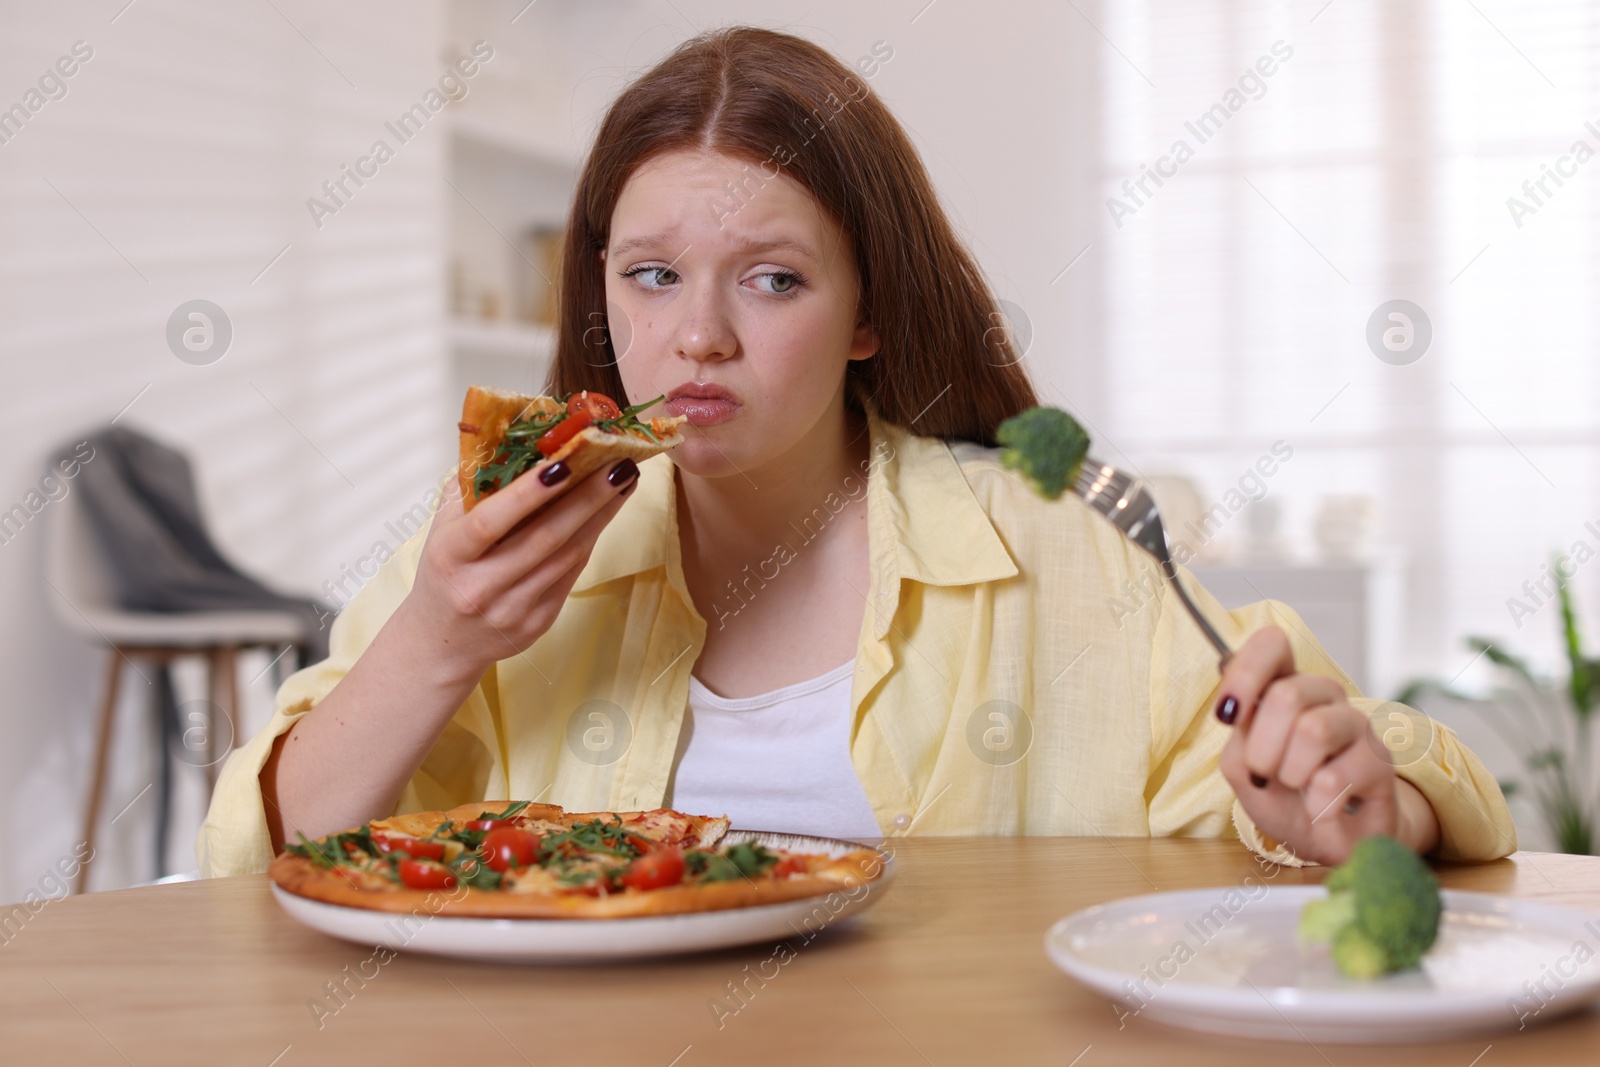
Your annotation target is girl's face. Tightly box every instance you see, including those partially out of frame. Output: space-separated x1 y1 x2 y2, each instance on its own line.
603 150 879 480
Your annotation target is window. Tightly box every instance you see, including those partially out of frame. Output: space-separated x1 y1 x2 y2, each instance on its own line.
1097 0 1600 687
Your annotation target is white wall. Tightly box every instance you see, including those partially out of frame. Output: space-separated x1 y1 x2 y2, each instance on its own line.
0 0 1099 900
0 0 453 901
8 0 1563 900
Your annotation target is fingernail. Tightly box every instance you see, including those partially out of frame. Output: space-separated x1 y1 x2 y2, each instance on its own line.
538 461 570 486
1249 773 1269 789
1215 695 1239 726
608 458 639 488
620 478 637 496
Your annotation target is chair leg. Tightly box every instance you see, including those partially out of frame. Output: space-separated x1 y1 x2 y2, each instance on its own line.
77 650 123 896
205 645 239 792
275 642 304 686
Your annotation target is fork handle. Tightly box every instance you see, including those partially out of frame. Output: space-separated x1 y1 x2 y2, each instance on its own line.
1162 564 1232 666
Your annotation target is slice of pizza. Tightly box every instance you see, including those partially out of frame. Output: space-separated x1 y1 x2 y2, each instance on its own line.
457 387 687 510
268 802 890 919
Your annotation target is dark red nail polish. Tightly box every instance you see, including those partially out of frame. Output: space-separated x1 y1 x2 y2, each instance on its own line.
1215 695 1239 725
620 478 637 496
1250 773 1268 789
608 458 639 488
538 461 570 486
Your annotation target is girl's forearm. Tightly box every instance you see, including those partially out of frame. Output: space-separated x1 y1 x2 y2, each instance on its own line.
260 600 488 850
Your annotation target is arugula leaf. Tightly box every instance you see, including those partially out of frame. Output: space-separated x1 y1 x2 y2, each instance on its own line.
343 825 375 858
725 842 779 878
693 843 780 883
537 817 641 864
290 829 374 869
470 393 670 500
487 800 531 820
289 831 339 868
593 395 666 442
452 858 503 890
695 854 743 882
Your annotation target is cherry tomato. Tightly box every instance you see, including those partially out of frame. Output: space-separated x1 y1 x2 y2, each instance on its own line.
371 833 446 861
480 828 541 872
466 818 522 833
535 410 593 457
397 860 457 890
619 847 687 891
568 391 623 421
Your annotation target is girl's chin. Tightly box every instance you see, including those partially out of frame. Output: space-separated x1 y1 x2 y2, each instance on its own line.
667 436 767 481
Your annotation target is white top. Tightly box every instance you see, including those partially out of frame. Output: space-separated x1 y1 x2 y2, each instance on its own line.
665 658 884 841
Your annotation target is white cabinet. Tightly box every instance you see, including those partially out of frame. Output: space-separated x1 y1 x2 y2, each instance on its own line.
1188 554 1405 697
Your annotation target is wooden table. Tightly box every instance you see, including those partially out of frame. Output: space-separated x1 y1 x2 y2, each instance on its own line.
3 838 1598 1066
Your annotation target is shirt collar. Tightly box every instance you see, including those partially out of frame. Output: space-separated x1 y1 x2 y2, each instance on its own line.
571 387 1019 637
857 390 1018 638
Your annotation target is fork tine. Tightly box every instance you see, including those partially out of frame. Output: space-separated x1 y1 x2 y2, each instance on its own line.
1075 463 1138 519
1074 462 1129 505
1065 456 1232 663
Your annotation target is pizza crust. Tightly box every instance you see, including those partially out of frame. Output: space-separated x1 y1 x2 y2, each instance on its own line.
457 386 686 510
269 850 886 918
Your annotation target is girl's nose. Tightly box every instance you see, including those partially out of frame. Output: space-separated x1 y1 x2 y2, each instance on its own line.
671 282 737 364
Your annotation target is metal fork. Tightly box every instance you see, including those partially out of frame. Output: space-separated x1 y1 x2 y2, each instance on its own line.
1073 460 1232 664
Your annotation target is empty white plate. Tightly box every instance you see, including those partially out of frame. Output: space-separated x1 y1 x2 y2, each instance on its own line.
1046 885 1600 1043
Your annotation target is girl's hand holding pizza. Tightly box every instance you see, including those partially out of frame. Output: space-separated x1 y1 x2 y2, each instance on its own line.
261 455 639 848
399 455 640 684
1215 627 1441 866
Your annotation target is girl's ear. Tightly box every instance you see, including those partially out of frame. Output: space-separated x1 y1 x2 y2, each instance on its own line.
849 319 880 362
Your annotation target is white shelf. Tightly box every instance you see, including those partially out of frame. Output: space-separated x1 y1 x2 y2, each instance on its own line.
450 319 554 399
444 108 575 403
447 112 580 172
449 318 555 360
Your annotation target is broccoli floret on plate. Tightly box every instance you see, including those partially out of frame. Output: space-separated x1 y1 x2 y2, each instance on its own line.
996 406 1091 500
1298 834 1442 979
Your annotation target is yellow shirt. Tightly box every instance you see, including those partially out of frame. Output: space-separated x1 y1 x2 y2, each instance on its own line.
199 398 1515 877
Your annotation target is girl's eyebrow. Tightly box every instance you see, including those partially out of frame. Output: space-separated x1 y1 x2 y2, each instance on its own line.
609 232 673 258
609 232 818 262
729 236 818 261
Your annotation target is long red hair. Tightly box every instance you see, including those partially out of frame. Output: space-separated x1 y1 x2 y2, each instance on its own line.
547 27 1038 446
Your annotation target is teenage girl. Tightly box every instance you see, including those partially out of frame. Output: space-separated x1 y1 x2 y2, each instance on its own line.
201 28 1512 877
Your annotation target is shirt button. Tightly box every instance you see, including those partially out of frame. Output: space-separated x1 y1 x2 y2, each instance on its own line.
892 812 911 830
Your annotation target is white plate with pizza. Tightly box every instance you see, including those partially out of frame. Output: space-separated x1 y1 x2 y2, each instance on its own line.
269 802 895 962
1046 885 1600 1043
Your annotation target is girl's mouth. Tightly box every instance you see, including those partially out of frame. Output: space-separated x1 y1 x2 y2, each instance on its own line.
665 396 740 426
665 382 742 426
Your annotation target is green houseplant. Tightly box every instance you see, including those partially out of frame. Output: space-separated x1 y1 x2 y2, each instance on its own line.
1398 555 1600 855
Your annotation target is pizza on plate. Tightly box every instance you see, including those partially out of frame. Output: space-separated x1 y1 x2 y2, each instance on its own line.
268 801 889 918
458 387 686 510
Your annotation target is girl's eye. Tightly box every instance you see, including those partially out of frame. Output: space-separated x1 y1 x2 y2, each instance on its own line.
752 271 805 296
620 266 679 288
